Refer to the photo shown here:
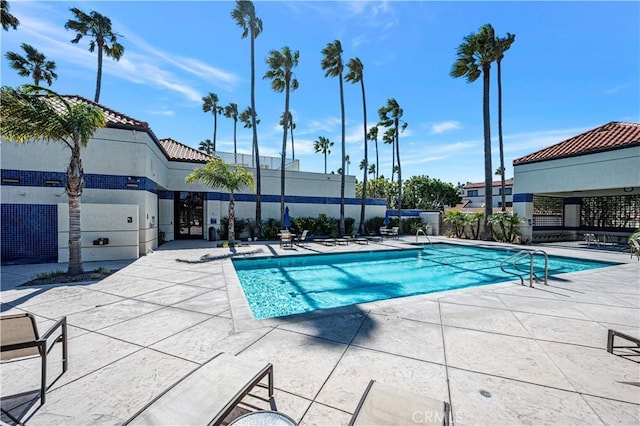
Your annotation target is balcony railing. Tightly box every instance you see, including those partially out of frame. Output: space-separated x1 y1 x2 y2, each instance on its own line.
215 151 299 171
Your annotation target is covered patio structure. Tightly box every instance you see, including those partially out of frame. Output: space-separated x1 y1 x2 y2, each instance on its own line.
513 121 640 245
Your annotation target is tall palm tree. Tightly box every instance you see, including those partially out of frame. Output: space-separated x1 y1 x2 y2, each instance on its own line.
263 46 299 227
185 159 254 245
368 163 376 176
382 127 396 180
231 0 263 238
321 40 346 236
224 102 239 163
450 23 497 239
198 139 214 155
1 85 106 275
495 32 515 211
202 92 223 152
345 57 369 234
1 0 19 31
65 8 124 103
367 126 379 179
279 111 296 161
313 136 333 174
239 106 259 165
345 155 351 175
379 98 407 232
5 43 58 86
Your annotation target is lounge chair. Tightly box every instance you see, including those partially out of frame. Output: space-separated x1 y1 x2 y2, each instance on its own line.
389 227 400 239
349 380 450 425
315 238 336 246
125 353 275 425
607 329 640 362
1 313 68 404
295 230 309 246
630 239 640 260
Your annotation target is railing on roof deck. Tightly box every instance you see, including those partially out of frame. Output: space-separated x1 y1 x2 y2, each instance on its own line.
214 151 299 171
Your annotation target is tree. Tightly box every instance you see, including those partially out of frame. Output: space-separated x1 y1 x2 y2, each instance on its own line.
321 39 346 236
1 0 19 31
263 46 299 227
224 102 239 163
313 136 333 174
185 159 254 245
231 0 263 237
444 210 465 238
198 139 214 155
280 111 296 161
345 155 351 174
450 23 497 239
368 163 376 176
382 127 396 180
202 93 223 152
367 126 379 179
402 175 462 211
378 98 407 233
239 106 259 164
495 31 515 211
5 43 58 86
356 177 397 209
65 8 124 103
345 57 369 234
1 85 106 275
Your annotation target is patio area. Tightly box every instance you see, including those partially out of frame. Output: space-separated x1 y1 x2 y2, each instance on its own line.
1 237 639 425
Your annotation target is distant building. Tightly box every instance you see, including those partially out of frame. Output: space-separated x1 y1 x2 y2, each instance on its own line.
462 179 514 208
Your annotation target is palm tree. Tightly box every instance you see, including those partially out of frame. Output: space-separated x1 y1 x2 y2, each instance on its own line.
1 85 106 275
279 111 296 161
65 8 124 103
224 102 239 163
185 159 254 245
382 127 396 180
344 155 351 175
321 40 346 236
5 43 58 86
202 92 223 152
379 98 407 232
239 106 259 164
367 126 379 180
198 139 214 155
1 0 19 31
231 0 263 238
368 163 376 176
495 32 515 211
313 136 333 174
450 23 497 239
263 46 299 227
345 57 369 234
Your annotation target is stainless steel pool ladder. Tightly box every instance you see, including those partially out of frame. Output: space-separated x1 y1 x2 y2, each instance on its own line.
416 228 432 244
500 249 549 287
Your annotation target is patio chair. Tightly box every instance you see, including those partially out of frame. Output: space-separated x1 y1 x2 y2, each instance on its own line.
295 229 309 246
125 353 274 425
0 313 68 404
630 239 640 260
583 233 600 247
279 230 293 248
349 380 450 425
389 227 400 239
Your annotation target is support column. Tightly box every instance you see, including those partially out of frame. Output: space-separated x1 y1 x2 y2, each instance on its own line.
513 193 534 243
564 197 581 240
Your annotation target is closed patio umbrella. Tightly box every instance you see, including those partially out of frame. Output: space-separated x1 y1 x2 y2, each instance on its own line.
284 206 291 229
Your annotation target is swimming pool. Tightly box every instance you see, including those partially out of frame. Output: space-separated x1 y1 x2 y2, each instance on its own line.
233 244 619 319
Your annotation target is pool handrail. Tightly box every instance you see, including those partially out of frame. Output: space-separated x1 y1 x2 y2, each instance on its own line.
500 249 549 287
416 228 432 244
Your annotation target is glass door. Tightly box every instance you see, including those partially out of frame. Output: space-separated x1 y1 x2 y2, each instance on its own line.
174 192 204 239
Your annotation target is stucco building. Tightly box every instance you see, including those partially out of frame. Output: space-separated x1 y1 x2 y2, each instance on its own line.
512 121 640 243
1 96 385 264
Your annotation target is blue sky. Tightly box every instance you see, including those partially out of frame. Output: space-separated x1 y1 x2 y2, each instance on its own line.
2 1 638 185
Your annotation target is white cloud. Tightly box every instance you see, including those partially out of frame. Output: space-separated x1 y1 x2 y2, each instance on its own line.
429 121 462 134
603 82 633 95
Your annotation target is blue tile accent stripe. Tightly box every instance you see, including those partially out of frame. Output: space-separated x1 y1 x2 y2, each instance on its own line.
513 193 533 203
1 204 58 264
1 170 158 194
158 191 173 200
564 197 581 205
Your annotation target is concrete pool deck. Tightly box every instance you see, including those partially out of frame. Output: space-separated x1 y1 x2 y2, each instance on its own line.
1 237 639 425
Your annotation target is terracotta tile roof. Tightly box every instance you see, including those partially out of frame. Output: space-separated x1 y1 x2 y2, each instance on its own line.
514 121 640 165
43 95 149 128
464 179 513 189
159 138 215 163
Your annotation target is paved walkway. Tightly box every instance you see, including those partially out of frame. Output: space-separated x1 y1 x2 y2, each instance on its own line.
1 238 638 425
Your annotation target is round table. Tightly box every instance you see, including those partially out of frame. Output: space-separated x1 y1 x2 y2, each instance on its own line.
229 410 298 426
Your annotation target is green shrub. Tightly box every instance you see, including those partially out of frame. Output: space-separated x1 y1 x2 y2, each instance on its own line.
218 217 246 240
364 217 386 234
261 218 281 240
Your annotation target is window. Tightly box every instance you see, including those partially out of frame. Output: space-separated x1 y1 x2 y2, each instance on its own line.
467 190 478 197
499 188 512 195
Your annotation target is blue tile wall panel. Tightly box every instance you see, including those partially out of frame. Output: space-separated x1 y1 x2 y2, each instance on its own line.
513 193 534 203
1 204 58 264
1 170 158 194
158 191 173 200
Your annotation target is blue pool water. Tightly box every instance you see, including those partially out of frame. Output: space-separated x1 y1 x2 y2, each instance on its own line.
233 244 618 319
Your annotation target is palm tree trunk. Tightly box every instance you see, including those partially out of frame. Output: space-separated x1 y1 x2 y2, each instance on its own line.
280 83 290 227
497 58 506 212
359 78 368 235
391 139 396 181
250 30 262 238
324 153 327 174
228 194 235 244
95 42 103 103
375 138 379 179
482 65 493 240
339 73 346 236
67 143 84 275
290 124 295 161
213 112 218 152
233 119 238 163
395 119 402 232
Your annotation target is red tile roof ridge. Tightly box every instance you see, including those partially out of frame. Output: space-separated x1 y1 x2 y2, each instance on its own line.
43 94 150 128
159 137 216 163
513 121 640 165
